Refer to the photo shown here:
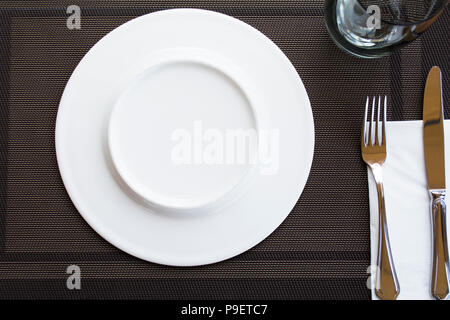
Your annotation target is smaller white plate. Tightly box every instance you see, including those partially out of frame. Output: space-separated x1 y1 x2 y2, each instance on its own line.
56 9 314 266
108 48 260 214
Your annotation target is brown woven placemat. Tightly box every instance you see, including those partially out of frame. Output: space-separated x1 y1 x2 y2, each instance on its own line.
0 0 448 300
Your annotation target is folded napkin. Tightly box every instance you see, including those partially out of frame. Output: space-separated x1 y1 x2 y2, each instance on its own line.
368 120 450 300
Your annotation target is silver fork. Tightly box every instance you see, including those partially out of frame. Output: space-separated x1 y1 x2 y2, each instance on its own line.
361 96 400 300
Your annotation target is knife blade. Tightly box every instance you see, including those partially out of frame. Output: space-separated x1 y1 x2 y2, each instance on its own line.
423 66 450 300
424 66 445 190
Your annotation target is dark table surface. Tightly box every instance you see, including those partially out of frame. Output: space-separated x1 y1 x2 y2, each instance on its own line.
0 0 448 299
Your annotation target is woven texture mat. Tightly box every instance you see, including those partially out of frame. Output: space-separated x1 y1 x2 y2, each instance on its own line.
0 0 448 300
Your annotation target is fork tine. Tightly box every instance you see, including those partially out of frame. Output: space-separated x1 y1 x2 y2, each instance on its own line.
369 96 375 146
362 96 369 146
376 96 381 146
382 95 387 146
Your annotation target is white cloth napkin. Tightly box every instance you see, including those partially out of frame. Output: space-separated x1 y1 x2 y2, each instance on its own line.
368 120 450 300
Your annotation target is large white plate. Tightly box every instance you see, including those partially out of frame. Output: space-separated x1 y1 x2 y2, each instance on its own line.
56 9 314 266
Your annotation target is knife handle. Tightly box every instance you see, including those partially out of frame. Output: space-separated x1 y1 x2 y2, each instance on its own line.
430 190 450 300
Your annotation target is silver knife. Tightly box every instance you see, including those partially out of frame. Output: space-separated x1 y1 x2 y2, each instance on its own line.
423 66 450 300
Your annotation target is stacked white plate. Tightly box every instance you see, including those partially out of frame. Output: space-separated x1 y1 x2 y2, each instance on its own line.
56 9 314 266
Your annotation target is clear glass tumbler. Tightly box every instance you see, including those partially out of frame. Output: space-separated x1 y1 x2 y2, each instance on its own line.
325 0 448 58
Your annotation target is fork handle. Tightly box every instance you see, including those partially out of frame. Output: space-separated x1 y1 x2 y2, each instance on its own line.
430 190 450 300
371 164 400 300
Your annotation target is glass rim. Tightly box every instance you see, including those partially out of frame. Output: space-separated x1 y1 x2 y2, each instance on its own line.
356 0 449 27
